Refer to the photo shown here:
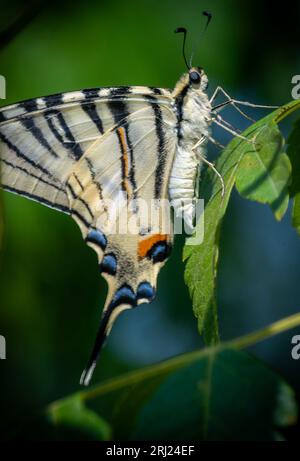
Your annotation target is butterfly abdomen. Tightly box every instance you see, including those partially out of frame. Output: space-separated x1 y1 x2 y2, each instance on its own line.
170 73 212 228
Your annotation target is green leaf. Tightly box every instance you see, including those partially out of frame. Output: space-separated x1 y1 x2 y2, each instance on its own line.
47 313 300 441
130 350 297 441
183 100 300 344
292 193 300 236
48 394 111 441
235 123 291 221
273 381 298 427
287 117 300 197
287 118 300 236
48 348 298 441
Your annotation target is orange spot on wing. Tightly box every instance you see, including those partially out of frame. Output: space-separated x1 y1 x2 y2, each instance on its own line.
138 234 168 259
117 127 131 197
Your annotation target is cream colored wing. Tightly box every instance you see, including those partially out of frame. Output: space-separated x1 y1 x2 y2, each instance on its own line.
0 87 178 385
0 86 172 214
67 103 177 385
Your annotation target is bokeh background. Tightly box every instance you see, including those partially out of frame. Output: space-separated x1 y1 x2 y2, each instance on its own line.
0 0 300 440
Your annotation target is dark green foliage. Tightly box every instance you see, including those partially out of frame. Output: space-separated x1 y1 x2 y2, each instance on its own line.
184 101 300 344
48 347 297 441
287 118 300 235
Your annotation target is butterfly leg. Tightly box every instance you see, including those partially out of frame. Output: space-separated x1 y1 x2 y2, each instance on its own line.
210 86 254 122
192 137 225 197
213 112 242 136
210 86 278 122
213 112 259 146
213 114 256 145
211 86 278 109
207 135 225 150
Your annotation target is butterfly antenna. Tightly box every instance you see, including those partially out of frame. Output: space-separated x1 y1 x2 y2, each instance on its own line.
80 304 114 386
189 10 212 68
175 27 190 70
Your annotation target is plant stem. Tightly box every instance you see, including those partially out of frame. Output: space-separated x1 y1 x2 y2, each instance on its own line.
79 311 300 403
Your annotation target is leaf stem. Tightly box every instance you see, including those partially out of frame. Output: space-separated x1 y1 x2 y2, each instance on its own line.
227 311 300 350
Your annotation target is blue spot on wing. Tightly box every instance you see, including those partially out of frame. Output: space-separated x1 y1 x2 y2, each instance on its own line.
148 241 171 263
100 253 117 275
137 282 155 301
111 284 136 309
86 229 107 250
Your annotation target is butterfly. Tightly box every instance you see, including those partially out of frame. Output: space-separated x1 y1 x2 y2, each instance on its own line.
0 15 269 385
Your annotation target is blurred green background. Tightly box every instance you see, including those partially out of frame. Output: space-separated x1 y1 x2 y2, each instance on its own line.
0 0 300 440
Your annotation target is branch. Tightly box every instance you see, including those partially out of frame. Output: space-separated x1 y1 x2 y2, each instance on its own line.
49 310 300 408
0 1 45 51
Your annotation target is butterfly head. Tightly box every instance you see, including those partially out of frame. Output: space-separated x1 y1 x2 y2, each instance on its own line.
188 67 208 91
173 67 209 99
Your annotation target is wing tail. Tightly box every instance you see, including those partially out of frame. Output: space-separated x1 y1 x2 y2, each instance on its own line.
80 280 155 386
80 300 117 387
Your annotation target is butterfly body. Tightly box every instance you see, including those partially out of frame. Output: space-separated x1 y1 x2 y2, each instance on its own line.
170 67 211 227
0 67 211 384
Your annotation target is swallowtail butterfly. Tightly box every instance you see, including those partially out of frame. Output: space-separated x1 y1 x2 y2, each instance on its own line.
0 15 270 385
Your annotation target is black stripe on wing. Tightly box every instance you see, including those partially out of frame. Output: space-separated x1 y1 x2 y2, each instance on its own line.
0 131 55 179
3 184 70 214
44 109 84 160
67 183 94 221
84 157 106 208
81 90 104 134
20 99 39 112
20 117 59 159
0 158 65 192
145 91 166 199
108 88 137 199
0 86 172 123
70 208 92 229
44 93 64 108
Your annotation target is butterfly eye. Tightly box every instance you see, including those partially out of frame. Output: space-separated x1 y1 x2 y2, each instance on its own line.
189 71 201 85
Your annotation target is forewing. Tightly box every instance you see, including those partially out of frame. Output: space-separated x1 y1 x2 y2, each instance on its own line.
0 86 172 213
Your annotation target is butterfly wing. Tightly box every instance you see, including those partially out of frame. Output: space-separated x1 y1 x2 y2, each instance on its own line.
68 103 177 384
0 86 177 385
0 86 172 212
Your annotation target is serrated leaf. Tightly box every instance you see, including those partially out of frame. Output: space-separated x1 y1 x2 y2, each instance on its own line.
48 348 298 441
292 193 300 236
235 123 291 221
287 118 300 236
273 381 298 428
48 394 111 441
287 117 300 197
183 100 300 344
